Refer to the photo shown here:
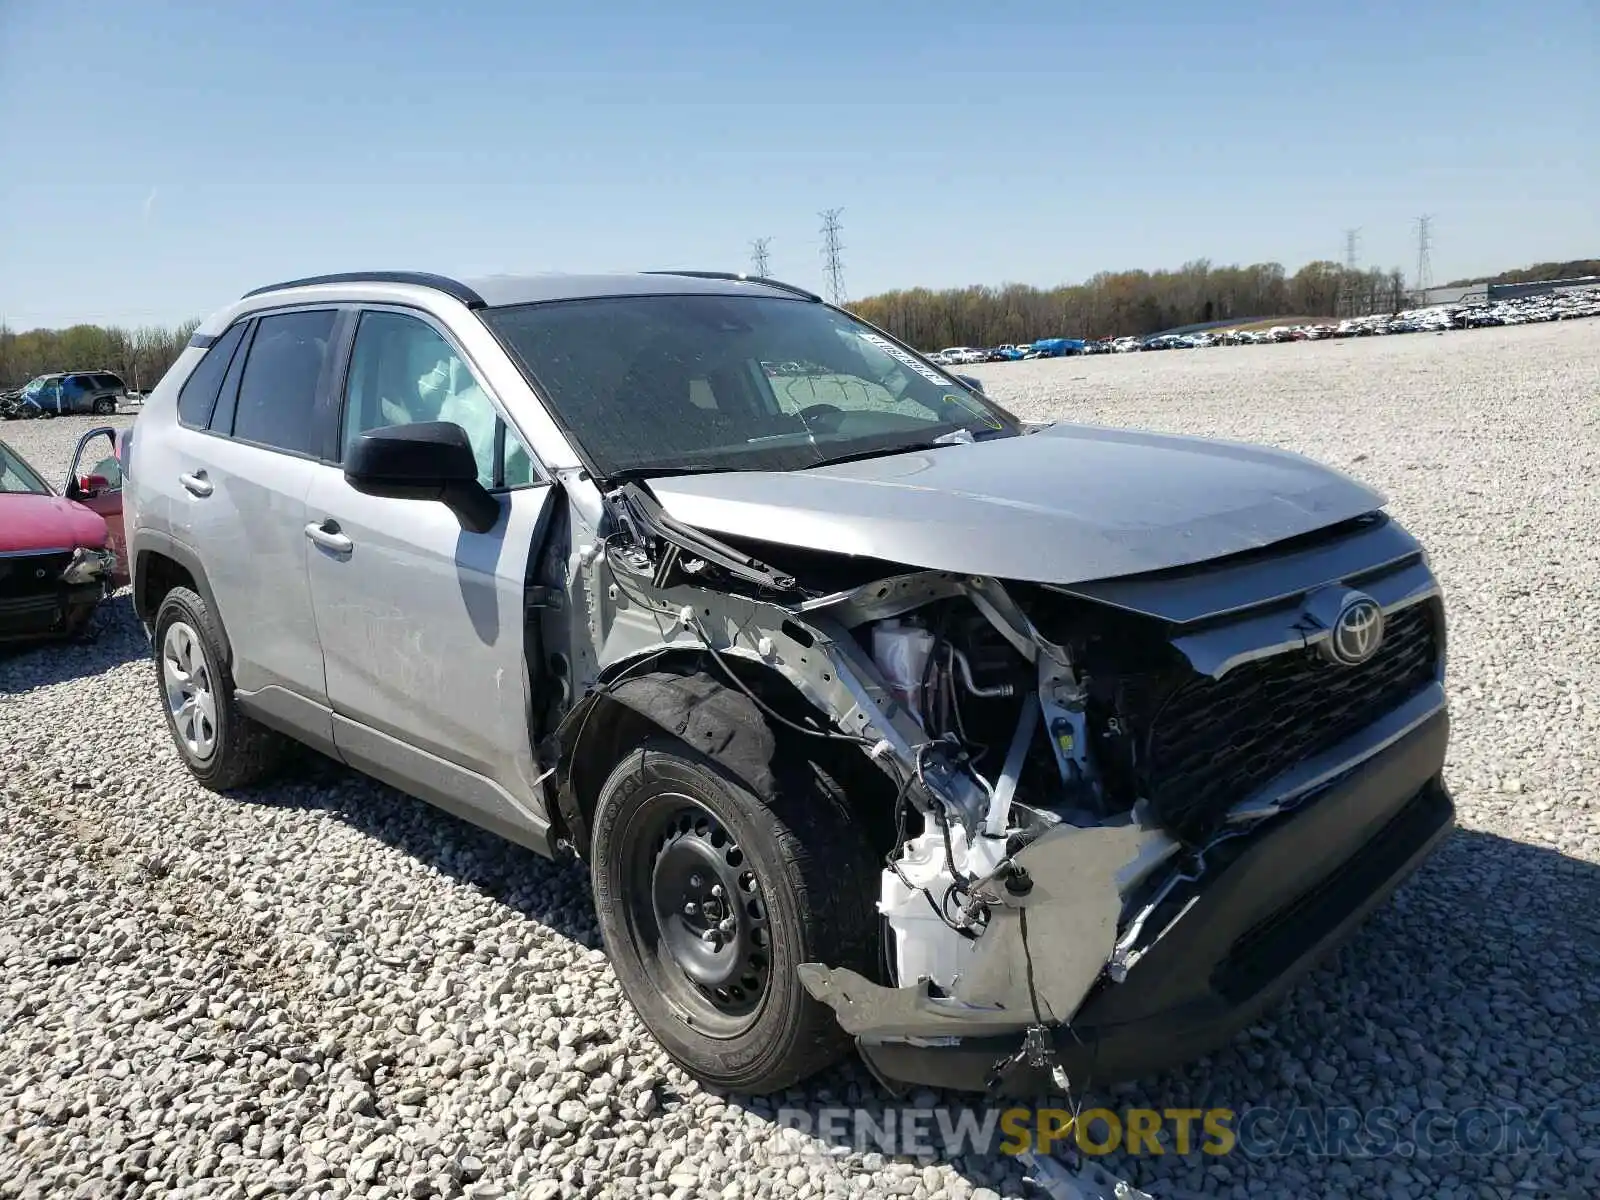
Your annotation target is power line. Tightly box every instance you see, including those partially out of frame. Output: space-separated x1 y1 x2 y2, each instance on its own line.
1414 215 1433 295
749 237 771 278
819 208 846 306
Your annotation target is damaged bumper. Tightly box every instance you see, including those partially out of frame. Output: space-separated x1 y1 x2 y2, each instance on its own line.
824 705 1453 1094
0 578 104 643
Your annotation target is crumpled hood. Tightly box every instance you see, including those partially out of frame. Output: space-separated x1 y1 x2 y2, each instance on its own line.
0 493 109 553
647 422 1385 585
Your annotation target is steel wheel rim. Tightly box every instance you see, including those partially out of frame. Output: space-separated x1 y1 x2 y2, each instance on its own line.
162 620 218 761
628 792 772 1037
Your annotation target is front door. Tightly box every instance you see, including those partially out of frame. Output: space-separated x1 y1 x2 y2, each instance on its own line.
303 307 555 844
66 426 127 583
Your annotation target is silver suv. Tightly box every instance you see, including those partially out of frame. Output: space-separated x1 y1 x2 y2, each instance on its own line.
125 271 1454 1096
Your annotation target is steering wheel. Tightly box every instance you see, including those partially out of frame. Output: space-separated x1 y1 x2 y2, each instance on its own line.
798 403 845 433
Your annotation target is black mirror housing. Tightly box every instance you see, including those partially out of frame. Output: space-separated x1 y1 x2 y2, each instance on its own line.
956 373 987 395
345 422 499 533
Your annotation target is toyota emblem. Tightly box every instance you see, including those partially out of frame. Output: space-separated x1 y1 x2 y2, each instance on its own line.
1323 596 1385 666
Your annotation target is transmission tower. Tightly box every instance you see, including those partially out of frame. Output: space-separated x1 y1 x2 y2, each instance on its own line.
1340 228 1361 315
749 237 771 277
1414 215 1433 297
819 208 846 305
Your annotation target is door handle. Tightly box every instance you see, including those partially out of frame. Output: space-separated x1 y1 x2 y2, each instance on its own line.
178 471 213 497
304 520 354 554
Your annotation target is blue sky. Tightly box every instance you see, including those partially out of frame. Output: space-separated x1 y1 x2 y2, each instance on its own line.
2 0 1595 329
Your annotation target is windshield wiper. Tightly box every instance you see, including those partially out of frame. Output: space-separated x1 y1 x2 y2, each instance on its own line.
604 464 742 485
805 428 1007 469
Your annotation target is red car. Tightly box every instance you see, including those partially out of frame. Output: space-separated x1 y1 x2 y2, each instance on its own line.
0 430 125 644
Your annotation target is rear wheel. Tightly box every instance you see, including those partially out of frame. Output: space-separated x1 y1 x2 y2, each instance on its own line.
590 739 880 1093
153 586 285 789
93 397 116 415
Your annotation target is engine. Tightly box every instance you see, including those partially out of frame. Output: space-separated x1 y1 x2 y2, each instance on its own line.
865 593 1171 831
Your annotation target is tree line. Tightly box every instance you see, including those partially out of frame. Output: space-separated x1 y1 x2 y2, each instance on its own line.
1444 259 1600 287
3 255 1588 388
0 320 200 391
848 260 1411 351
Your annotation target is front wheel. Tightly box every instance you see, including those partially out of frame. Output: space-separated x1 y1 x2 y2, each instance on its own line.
590 740 880 1093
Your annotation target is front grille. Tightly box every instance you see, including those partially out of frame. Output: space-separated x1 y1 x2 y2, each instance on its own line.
0 552 71 602
1143 602 1440 839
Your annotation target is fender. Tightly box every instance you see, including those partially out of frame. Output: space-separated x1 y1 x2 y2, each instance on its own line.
556 669 778 854
130 528 234 667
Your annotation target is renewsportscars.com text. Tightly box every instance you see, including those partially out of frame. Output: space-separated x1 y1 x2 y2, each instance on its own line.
774 1104 1560 1160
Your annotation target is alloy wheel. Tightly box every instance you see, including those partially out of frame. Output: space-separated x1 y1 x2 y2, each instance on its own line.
161 620 218 761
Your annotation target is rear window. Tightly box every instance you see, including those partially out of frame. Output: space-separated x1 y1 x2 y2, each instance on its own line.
177 322 248 428
231 310 336 455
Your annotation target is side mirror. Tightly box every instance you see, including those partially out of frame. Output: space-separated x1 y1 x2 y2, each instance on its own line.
345 421 499 534
955 373 987 395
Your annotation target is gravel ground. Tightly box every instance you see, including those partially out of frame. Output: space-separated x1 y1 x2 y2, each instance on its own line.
3 324 1599 1200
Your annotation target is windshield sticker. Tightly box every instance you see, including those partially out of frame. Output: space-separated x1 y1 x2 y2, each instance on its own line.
859 332 949 388
944 393 1004 430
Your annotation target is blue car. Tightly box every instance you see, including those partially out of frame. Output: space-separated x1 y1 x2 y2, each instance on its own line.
2 372 127 418
1024 338 1087 358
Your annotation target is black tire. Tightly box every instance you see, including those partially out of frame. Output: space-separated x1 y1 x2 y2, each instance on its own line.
93 397 116 415
153 586 285 790
590 738 880 1094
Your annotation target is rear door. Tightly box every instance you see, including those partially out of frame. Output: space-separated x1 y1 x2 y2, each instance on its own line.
303 305 556 843
168 307 342 749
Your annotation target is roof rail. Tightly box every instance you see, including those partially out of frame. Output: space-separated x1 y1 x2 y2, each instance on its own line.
240 271 485 308
643 270 821 303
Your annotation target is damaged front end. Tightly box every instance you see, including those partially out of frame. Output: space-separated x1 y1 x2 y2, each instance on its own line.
568 484 1453 1093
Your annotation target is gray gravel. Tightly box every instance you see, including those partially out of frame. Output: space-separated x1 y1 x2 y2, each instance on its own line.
4 323 1599 1199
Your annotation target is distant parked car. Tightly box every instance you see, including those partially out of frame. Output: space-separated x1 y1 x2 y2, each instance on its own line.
6 372 127 418
0 436 119 643
1025 338 1087 358
938 347 985 365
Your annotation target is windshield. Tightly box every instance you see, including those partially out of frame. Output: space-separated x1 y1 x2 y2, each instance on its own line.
20 377 54 398
481 294 1018 478
0 443 52 495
